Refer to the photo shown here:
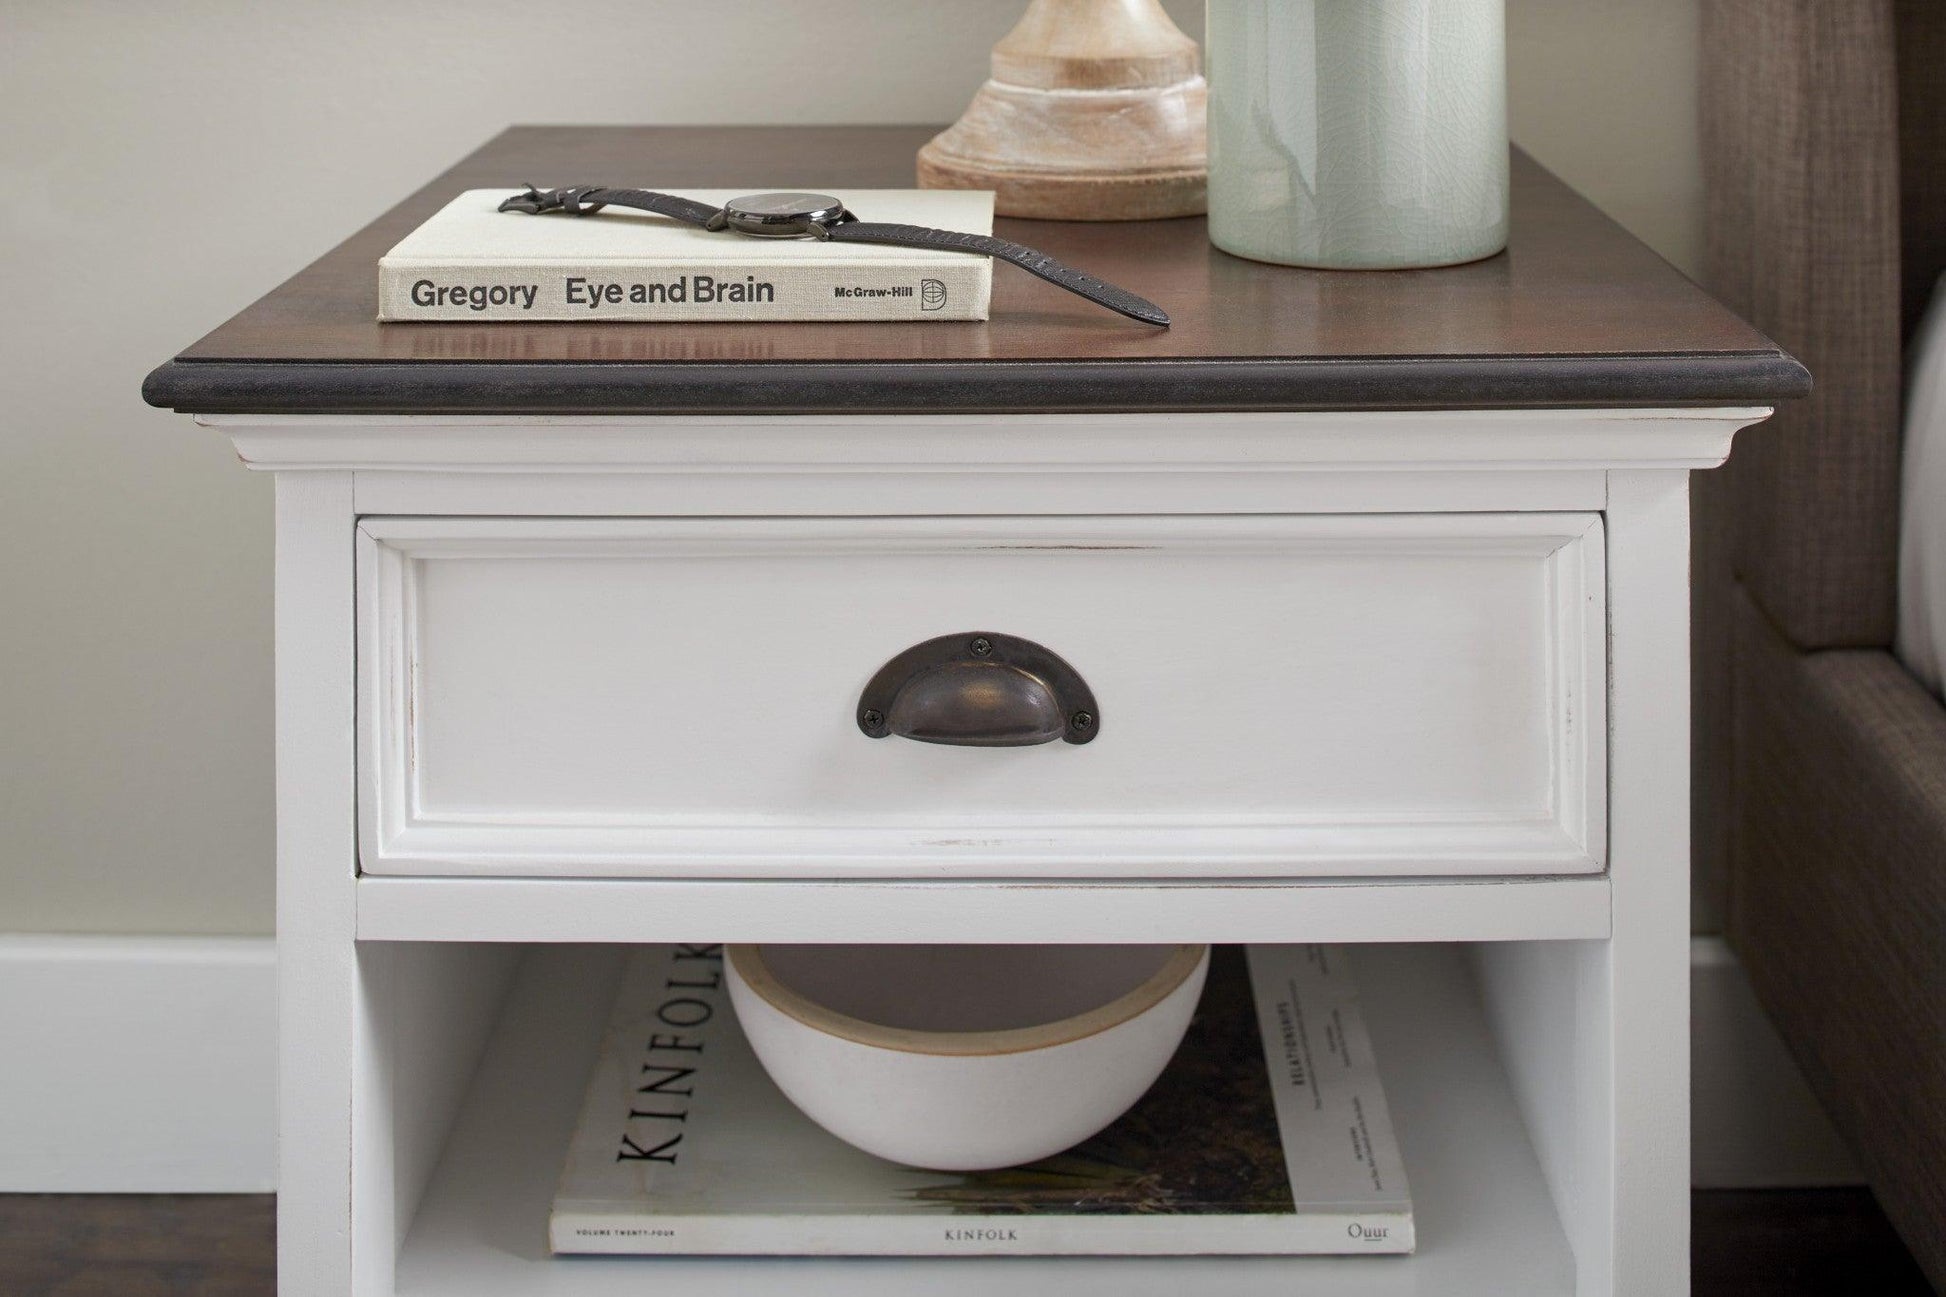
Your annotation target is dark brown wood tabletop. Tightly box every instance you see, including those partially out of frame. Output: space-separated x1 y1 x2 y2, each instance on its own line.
144 125 1808 415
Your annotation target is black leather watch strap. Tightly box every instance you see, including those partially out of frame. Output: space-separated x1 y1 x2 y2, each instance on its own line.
828 223 1169 326
498 185 721 228
499 186 1170 326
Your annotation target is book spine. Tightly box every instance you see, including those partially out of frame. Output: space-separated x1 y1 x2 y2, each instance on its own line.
1248 944 1414 1214
548 1209 1416 1257
379 260 991 322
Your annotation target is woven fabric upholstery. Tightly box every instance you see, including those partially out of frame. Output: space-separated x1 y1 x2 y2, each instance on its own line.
1693 0 1907 925
1701 0 1903 651
1730 590 1946 1289
1899 0 1946 342
1705 4 1946 1279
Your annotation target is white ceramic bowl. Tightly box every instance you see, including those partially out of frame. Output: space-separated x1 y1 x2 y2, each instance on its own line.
725 942 1209 1171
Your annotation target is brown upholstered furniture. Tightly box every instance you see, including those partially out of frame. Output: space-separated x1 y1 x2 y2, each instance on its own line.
1699 1 1946 1285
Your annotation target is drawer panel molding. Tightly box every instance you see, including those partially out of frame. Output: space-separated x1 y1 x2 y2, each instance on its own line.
357 514 1606 879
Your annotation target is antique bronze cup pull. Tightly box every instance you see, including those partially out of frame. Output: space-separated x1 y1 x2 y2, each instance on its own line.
857 632 1099 747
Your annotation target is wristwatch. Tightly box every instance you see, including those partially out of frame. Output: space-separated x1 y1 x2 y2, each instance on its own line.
497 187 1169 327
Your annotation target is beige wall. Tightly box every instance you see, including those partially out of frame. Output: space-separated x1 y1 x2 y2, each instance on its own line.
1509 0 1703 278
0 0 1703 936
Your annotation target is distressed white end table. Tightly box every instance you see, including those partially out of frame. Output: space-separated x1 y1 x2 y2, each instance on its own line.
147 126 1806 1297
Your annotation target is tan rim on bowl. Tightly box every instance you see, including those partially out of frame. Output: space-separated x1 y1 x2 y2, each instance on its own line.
727 943 1208 1058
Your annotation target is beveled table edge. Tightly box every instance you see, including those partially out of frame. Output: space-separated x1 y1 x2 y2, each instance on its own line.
144 351 1811 416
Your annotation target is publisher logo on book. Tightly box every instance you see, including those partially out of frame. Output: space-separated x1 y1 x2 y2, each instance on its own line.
920 279 947 311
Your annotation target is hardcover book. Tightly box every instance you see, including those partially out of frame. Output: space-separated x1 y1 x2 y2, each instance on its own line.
378 188 995 322
549 943 1414 1257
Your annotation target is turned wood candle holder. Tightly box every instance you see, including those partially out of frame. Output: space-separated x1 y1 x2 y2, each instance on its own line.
918 0 1207 221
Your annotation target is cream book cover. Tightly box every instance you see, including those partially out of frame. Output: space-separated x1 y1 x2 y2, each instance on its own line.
379 188 995 322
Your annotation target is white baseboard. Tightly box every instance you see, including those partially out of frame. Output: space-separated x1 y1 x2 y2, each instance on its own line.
0 931 1858 1193
0 933 276 1193
1690 936 1862 1188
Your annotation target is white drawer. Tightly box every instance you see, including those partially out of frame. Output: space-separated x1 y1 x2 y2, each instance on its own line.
357 514 1605 879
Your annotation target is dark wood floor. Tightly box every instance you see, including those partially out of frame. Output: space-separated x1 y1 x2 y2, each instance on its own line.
1693 1190 1934 1296
0 1190 1931 1294
0 1193 274 1297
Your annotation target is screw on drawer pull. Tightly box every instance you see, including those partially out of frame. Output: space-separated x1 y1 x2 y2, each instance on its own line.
857 632 1099 747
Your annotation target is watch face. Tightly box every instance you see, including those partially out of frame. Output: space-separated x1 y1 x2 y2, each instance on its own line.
723 191 847 236
728 192 843 219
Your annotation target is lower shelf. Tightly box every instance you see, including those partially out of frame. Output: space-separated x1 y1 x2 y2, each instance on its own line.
393 942 1578 1296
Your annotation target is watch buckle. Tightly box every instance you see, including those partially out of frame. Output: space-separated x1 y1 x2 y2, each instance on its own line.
497 185 604 216
497 185 556 215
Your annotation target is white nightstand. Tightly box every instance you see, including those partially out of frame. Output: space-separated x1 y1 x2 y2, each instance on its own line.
148 126 1807 1297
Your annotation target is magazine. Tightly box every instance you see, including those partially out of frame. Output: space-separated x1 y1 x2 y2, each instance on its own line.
550 942 1412 1256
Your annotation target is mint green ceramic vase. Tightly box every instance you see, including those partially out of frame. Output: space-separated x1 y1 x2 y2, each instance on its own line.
1206 0 1508 269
